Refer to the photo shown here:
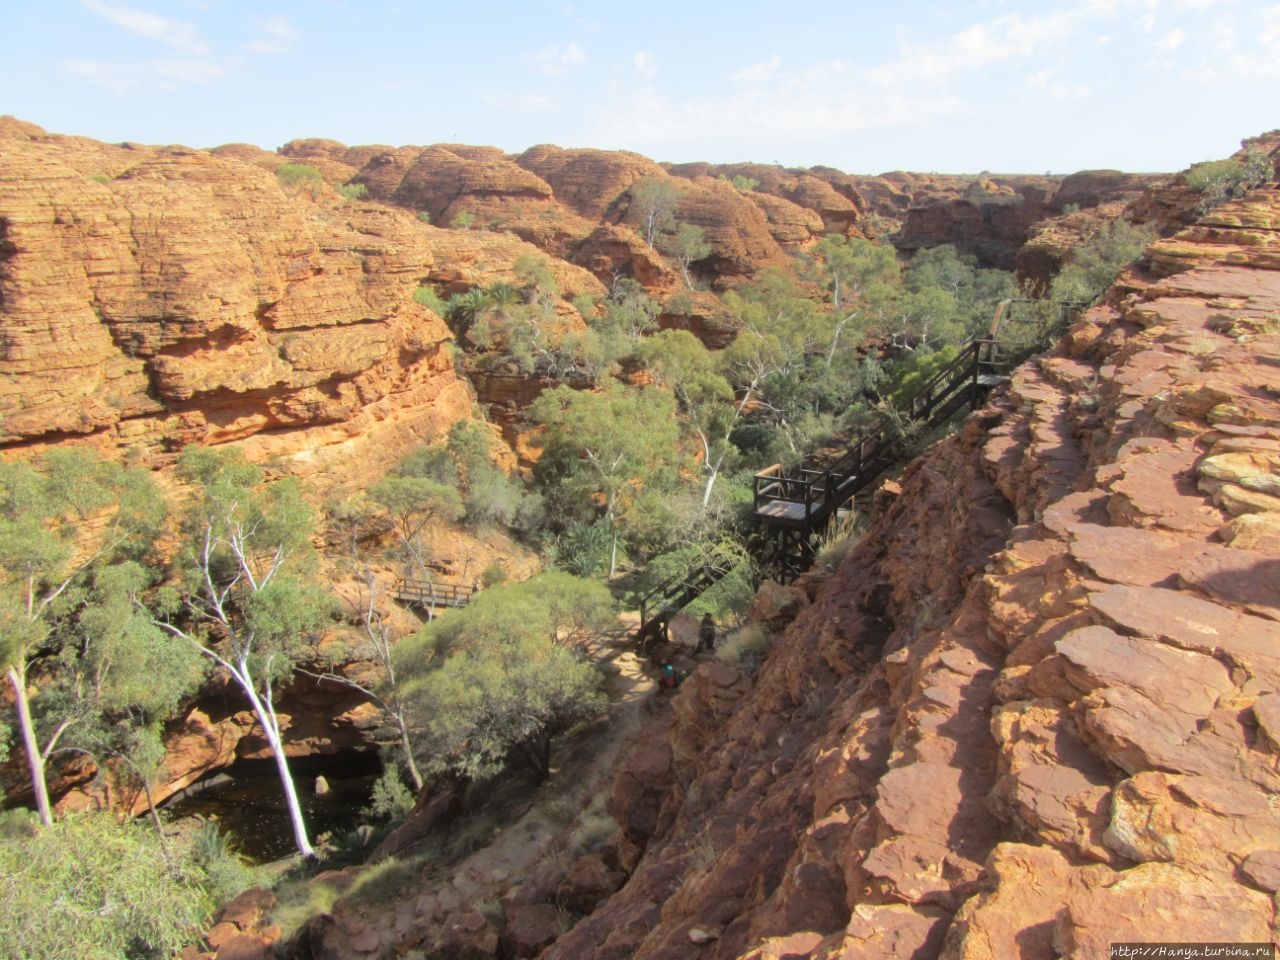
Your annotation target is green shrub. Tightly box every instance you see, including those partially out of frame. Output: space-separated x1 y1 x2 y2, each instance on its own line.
335 181 369 201
268 874 341 939
1185 150 1274 212
717 623 772 672
551 521 613 578
464 469 524 530
814 512 865 572
568 796 616 855
666 290 695 316
413 284 448 314
366 767 415 822
572 293 598 319
0 812 211 960
276 162 324 195
189 820 261 905
481 560 508 587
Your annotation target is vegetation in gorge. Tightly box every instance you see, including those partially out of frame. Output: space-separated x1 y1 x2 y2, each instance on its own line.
0 810 258 960
0 450 181 827
1047 219 1157 304
532 381 683 579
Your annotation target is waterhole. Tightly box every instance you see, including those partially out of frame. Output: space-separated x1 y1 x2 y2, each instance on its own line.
160 750 382 863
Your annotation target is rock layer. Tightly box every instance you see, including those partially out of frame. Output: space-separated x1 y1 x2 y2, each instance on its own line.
0 119 480 495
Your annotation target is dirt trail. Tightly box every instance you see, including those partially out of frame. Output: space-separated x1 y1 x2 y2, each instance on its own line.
436 613 655 893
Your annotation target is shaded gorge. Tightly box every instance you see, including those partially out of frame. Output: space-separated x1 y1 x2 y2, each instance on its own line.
160 750 382 863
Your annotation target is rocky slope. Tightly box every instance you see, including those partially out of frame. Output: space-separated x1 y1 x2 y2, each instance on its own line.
528 164 1280 955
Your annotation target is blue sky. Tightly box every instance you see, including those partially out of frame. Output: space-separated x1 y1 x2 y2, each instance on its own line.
3 0 1277 174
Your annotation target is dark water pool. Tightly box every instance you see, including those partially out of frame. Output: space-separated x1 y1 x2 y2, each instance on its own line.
160 751 382 863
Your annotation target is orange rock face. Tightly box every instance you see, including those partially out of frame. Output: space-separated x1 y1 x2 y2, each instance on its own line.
0 120 620 497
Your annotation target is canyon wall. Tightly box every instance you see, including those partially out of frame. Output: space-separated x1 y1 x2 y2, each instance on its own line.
0 117 472 494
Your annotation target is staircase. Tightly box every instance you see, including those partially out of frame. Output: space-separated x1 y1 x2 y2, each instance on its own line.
751 337 1003 579
634 562 733 655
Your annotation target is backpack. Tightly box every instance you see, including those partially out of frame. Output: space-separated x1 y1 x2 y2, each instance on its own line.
660 665 678 689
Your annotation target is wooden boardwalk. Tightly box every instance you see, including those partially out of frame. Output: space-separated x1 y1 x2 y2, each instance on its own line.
750 335 1002 580
391 577 474 611
632 298 1085 636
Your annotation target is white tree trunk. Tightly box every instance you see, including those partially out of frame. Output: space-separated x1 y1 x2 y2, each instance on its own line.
397 717 425 792
7 665 52 826
701 451 725 508
238 672 314 859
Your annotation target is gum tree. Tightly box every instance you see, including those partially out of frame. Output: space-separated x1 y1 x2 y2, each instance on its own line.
660 222 711 290
634 329 737 507
150 447 329 859
631 176 681 248
0 451 164 826
531 381 681 578
397 573 612 781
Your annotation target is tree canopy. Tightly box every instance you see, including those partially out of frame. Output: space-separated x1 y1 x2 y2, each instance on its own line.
0 450 169 826
396 573 612 780
531 381 682 578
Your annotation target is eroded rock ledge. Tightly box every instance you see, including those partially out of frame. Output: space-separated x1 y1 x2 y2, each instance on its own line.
542 184 1280 957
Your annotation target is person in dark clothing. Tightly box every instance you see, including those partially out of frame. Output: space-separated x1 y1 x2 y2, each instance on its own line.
696 612 716 654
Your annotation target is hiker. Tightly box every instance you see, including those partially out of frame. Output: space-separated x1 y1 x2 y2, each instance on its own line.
659 662 680 689
696 612 716 654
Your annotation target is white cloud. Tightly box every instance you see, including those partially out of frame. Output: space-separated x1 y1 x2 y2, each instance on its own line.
244 16 297 54
64 57 226 92
1024 66 1093 101
1186 4 1280 80
590 5 1140 155
733 54 781 86
71 0 239 91
531 40 586 76
864 10 1085 90
79 0 209 56
1158 28 1188 49
633 51 656 78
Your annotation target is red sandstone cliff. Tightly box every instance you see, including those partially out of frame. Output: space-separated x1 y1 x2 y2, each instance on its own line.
0 119 475 493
